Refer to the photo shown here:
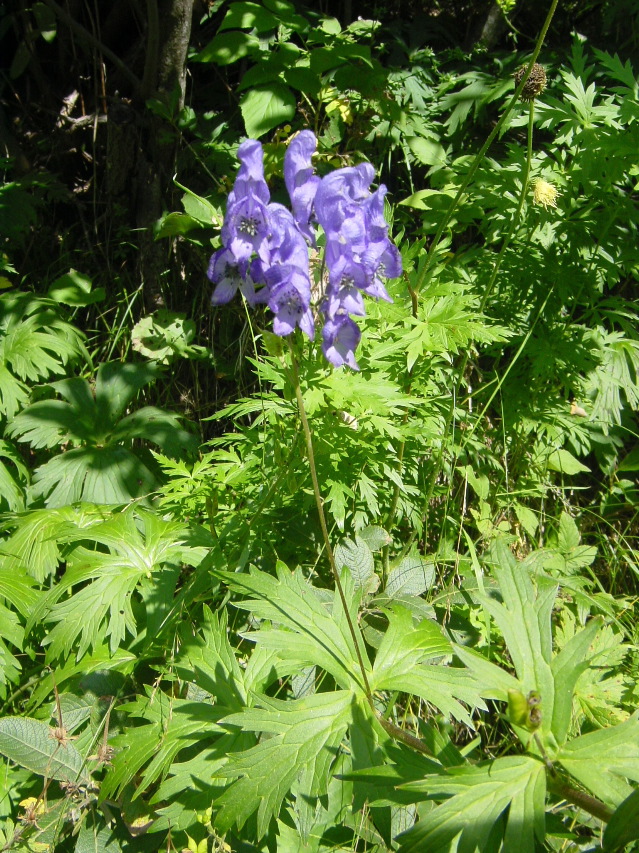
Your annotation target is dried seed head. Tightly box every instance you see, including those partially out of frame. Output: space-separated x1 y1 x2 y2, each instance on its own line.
514 63 547 101
532 178 560 209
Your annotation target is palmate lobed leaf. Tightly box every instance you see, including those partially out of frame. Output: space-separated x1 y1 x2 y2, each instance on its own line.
370 605 484 725
219 563 367 692
0 293 85 419
215 690 353 839
29 446 158 507
556 713 639 807
101 689 225 802
397 755 547 853
8 398 99 448
0 503 110 583
29 508 193 659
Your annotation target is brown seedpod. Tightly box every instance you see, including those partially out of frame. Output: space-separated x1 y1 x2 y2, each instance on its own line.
514 63 547 101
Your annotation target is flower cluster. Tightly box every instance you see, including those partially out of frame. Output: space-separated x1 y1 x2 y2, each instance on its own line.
208 131 401 369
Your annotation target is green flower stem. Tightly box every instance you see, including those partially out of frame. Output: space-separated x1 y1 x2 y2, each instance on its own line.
410 0 559 298
288 343 373 700
288 342 434 756
547 776 614 824
416 98 537 543
387 4 557 540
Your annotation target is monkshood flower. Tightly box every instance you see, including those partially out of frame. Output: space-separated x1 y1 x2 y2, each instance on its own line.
220 139 271 264
208 248 259 306
247 202 315 338
265 266 314 339
322 313 361 371
284 130 320 245
314 163 399 368
314 162 376 235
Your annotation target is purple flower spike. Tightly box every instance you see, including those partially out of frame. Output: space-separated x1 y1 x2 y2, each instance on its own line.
322 314 361 370
267 203 311 271
284 131 320 245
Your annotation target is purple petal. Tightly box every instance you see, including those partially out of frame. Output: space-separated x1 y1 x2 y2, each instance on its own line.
208 248 245 304
314 163 376 235
268 277 314 339
284 130 320 244
322 314 361 370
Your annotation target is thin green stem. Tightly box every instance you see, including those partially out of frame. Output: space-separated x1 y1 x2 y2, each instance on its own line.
411 0 559 299
386 4 557 542
288 343 434 755
547 776 614 824
288 343 372 700
418 99 537 544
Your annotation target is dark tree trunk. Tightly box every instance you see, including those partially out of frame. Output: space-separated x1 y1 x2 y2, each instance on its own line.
134 0 196 311
471 2 509 50
100 0 196 311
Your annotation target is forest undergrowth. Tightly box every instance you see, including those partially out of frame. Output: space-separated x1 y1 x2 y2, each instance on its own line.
0 0 638 850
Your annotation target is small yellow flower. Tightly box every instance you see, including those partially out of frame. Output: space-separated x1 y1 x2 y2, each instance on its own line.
532 178 560 210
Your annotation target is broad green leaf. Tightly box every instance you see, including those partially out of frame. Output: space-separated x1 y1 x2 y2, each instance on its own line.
399 188 457 211
0 293 85 418
194 31 259 65
398 756 546 853
49 693 93 733
335 536 374 590
215 690 353 838
29 645 136 708
0 717 90 783
546 448 590 474
112 407 198 457
372 605 450 682
407 136 446 167
453 644 521 699
557 512 580 551
240 83 296 138
175 181 221 225
603 788 639 851
74 809 121 852
0 504 108 583
30 446 158 507
618 445 639 472
101 690 223 800
218 1 278 32
32 509 190 659
357 525 390 551
370 606 482 725
557 714 639 806
480 540 556 742
8 397 98 447
47 270 105 306
0 439 28 511
175 605 246 710
385 556 435 598
373 664 485 727
549 616 602 744
94 361 158 425
153 211 202 238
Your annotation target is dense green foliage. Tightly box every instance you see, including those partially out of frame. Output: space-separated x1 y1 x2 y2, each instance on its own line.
0 0 638 850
